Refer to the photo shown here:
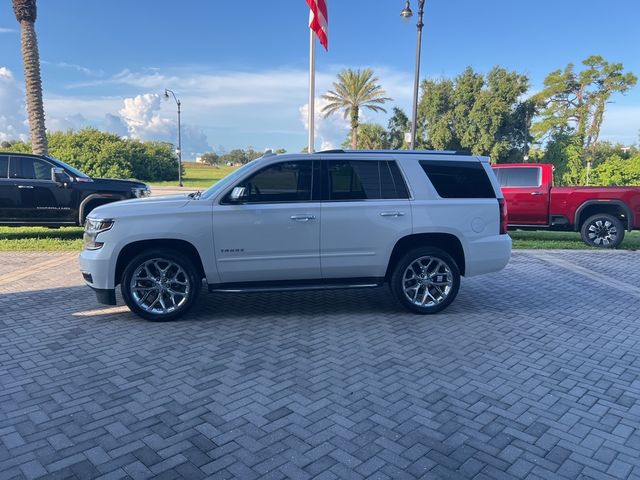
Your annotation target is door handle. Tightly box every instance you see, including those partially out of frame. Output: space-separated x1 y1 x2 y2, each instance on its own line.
17 185 34 189
380 211 405 217
530 192 543 196
290 214 316 222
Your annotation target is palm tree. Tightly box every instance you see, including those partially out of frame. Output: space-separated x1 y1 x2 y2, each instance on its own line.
322 69 392 149
13 0 48 155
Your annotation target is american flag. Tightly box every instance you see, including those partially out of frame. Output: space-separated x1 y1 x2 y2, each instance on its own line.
306 0 328 50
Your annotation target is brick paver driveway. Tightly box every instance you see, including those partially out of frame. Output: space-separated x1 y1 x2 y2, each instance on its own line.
1 250 640 480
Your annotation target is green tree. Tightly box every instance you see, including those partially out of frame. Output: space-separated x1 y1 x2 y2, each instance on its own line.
2 128 179 181
387 107 409 150
13 0 48 155
542 131 585 185
199 152 220 166
220 149 248 166
417 66 530 163
591 155 640 186
321 68 392 149
341 123 389 149
532 55 637 181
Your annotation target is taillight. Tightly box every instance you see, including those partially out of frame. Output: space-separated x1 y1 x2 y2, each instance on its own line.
498 198 508 234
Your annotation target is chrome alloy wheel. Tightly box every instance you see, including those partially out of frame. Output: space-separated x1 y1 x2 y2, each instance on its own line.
129 258 191 315
587 219 618 246
402 256 453 307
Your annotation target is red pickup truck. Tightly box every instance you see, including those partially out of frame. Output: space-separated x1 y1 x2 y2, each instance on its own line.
492 163 640 248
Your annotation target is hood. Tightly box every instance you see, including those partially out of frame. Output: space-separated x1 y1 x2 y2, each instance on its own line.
88 194 191 219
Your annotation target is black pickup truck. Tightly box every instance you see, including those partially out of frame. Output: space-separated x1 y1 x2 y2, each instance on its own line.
0 152 150 227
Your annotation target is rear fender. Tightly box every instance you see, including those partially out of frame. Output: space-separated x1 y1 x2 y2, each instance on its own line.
574 200 633 232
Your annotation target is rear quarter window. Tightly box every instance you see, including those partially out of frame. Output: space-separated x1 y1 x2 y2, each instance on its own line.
419 160 496 198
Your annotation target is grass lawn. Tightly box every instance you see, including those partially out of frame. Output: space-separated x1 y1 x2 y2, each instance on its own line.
150 163 238 188
0 227 84 252
510 229 640 250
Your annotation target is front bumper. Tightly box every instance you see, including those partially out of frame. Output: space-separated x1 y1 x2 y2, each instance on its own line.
89 286 117 305
79 247 117 305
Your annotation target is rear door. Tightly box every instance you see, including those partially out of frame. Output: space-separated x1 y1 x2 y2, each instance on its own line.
495 166 548 225
319 158 412 279
9 155 75 223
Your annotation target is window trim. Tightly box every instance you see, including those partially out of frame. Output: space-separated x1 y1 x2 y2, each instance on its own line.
219 159 316 205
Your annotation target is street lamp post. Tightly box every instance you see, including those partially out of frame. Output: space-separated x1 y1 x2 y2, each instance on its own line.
401 0 426 150
164 88 183 187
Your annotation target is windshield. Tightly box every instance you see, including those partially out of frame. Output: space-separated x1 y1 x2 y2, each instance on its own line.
200 160 260 200
47 156 90 178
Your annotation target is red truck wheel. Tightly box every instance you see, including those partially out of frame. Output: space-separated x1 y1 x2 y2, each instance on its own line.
580 214 625 248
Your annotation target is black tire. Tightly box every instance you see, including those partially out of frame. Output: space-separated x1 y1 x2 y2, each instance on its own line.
121 249 201 321
580 214 625 248
390 247 461 314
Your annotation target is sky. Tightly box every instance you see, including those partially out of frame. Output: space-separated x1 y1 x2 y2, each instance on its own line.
1 0 639 159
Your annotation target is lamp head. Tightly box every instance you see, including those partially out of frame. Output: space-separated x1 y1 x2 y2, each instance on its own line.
400 1 413 21
164 89 170 100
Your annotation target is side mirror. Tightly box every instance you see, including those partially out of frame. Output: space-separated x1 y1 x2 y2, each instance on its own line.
229 186 247 202
52 167 72 186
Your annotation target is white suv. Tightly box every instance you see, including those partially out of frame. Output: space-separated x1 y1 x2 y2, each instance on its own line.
79 150 511 321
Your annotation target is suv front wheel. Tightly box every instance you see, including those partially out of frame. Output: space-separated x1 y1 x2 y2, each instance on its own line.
391 247 461 314
121 249 201 321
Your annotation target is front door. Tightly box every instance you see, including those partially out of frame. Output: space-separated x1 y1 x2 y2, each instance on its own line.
0 154 19 221
495 167 548 225
320 158 412 279
8 155 75 223
212 159 321 283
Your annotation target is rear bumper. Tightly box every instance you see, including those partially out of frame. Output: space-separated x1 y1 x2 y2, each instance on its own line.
464 234 512 277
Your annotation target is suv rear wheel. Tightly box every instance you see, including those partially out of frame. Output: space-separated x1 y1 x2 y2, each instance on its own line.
121 249 201 321
580 214 625 248
391 247 460 314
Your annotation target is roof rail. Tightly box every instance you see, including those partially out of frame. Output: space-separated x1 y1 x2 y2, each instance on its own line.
315 149 472 156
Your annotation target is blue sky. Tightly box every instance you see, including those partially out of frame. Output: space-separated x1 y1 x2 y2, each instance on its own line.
1 0 639 158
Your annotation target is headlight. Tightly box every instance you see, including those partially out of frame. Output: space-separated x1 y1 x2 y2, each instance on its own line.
132 186 151 198
83 218 114 250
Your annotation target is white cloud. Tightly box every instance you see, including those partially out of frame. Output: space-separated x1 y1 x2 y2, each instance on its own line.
0 67 28 143
118 93 211 158
299 97 350 150
0 27 16 34
47 113 91 132
42 61 103 77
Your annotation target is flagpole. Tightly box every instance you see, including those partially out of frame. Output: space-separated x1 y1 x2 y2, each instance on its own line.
308 26 316 153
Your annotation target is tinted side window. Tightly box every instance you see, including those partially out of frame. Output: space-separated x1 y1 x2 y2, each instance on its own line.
10 156 53 181
381 161 410 199
496 167 540 187
238 161 312 203
420 160 495 198
0 156 8 179
326 160 381 200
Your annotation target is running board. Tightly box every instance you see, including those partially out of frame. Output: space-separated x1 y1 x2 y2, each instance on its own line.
208 278 384 294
